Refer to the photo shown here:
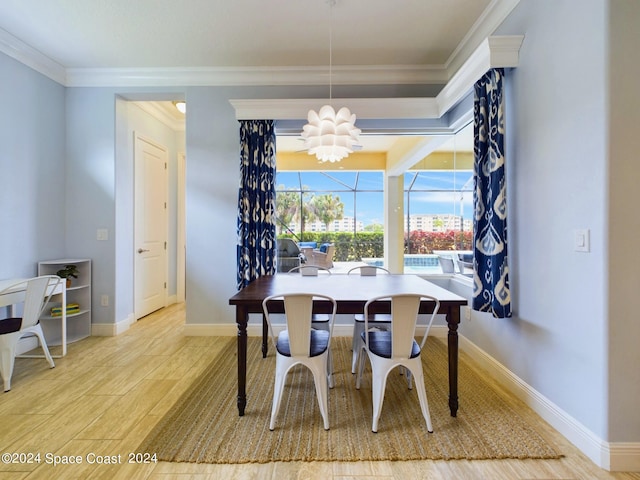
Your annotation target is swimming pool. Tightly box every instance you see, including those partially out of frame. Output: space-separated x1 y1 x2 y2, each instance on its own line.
363 254 443 274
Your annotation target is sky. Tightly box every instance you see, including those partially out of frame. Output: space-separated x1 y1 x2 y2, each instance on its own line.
276 170 474 225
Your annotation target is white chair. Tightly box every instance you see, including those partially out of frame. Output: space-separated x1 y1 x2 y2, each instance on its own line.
348 265 391 373
287 265 332 276
262 292 337 430
355 293 440 433
287 265 337 378
437 255 456 273
0 275 62 392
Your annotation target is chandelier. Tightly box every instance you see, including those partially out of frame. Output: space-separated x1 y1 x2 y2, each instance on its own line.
300 0 361 163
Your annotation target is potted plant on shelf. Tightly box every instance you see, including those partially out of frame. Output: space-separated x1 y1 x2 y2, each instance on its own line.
56 264 79 288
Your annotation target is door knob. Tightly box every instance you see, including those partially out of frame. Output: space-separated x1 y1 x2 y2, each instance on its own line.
137 248 150 254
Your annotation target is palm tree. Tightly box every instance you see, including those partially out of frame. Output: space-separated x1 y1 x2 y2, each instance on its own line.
309 193 344 231
275 188 298 234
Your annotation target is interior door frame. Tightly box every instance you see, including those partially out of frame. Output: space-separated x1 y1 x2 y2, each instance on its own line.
177 151 186 303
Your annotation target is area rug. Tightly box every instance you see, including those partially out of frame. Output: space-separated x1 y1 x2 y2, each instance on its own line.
137 336 562 464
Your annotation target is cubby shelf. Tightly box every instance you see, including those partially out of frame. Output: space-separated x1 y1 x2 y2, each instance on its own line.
37 259 92 345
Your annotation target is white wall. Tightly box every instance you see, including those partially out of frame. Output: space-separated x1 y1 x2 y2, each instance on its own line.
0 54 66 278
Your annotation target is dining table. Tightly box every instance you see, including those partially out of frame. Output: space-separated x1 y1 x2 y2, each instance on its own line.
228 273 468 418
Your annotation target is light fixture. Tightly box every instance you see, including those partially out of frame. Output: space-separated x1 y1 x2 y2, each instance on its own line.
300 0 361 163
173 101 186 114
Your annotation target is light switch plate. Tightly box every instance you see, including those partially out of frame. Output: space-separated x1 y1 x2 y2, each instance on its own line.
574 229 590 252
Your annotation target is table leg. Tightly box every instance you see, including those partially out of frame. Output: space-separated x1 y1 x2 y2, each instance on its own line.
236 305 248 416
447 307 460 417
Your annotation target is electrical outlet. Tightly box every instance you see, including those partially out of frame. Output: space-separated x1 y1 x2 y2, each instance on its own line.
101 295 109 307
464 306 471 321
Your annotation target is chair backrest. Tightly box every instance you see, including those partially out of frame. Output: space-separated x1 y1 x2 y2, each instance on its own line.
287 265 331 275
347 265 389 276
438 255 456 273
5 276 62 329
324 245 336 258
262 293 337 357
364 294 440 359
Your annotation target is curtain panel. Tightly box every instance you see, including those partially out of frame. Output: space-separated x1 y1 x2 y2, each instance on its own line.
472 68 512 318
236 120 277 289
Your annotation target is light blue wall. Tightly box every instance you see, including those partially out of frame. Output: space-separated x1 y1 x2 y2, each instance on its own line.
0 54 66 277
65 88 184 325
467 0 608 437
458 0 639 444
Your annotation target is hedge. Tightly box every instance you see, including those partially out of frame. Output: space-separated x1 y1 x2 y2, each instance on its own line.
278 230 473 262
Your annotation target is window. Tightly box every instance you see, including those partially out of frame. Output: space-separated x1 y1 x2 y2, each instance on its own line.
275 122 473 272
275 171 384 262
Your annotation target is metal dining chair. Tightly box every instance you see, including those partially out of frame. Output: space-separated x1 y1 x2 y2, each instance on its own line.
355 293 440 433
0 275 62 392
262 292 337 430
348 265 391 373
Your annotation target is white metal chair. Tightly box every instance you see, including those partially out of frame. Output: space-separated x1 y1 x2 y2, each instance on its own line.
437 255 456 273
287 265 332 276
355 293 440 433
262 292 337 430
287 265 336 378
348 265 391 373
0 275 62 392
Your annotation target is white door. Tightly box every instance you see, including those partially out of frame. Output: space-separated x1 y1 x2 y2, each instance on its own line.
134 134 168 319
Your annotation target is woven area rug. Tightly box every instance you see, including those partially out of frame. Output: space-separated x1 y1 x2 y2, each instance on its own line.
138 336 562 464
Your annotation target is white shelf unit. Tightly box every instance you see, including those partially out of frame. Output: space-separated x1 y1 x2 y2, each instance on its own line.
38 259 92 345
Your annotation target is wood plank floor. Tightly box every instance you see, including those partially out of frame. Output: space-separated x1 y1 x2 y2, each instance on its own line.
1 303 638 480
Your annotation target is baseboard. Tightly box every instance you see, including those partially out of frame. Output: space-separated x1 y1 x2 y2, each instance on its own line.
607 443 640 472
459 335 640 472
91 313 134 336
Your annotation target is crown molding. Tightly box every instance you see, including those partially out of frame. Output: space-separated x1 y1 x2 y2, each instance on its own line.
229 97 440 121
437 35 524 114
0 27 66 84
444 0 521 75
63 65 447 88
230 35 524 122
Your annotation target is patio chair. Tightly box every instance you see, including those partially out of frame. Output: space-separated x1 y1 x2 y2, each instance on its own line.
309 243 335 269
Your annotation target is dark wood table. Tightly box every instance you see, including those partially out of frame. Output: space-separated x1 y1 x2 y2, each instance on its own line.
228 273 468 417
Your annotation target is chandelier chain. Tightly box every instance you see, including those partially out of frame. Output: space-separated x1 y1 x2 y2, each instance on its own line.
328 0 334 103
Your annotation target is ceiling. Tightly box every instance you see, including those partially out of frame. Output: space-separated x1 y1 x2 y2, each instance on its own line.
1 0 515 155
1 0 492 69
0 0 517 85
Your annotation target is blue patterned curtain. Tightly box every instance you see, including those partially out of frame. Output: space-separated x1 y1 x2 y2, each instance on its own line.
237 120 277 289
472 68 511 318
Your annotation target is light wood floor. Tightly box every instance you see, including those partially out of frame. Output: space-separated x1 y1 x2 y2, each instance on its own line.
1 303 638 480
